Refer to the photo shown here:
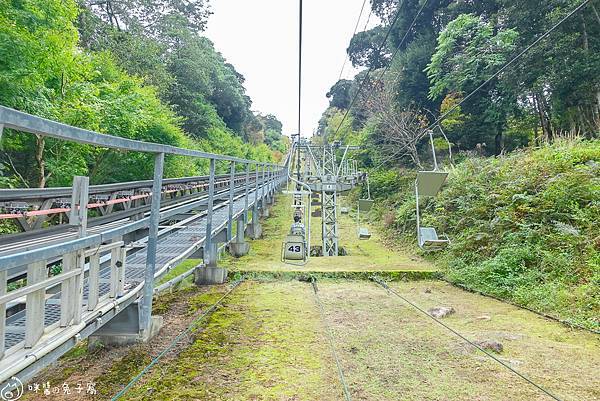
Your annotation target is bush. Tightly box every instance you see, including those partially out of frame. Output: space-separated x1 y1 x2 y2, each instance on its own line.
377 140 600 330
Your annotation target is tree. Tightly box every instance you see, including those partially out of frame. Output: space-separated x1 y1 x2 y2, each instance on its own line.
79 0 211 38
367 84 428 167
426 13 519 154
347 26 391 69
326 80 353 109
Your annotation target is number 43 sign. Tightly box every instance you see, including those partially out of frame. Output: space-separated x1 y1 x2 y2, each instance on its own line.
288 245 301 253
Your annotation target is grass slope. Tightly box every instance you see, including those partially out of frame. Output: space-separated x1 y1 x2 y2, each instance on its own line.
122 281 341 401
373 140 600 330
221 191 434 273
318 280 600 401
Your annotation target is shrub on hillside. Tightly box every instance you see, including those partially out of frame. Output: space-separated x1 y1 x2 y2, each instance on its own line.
380 140 599 330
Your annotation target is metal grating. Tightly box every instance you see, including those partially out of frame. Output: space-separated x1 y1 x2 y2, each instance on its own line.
2 185 275 353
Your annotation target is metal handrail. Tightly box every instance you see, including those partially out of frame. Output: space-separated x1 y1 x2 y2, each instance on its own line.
0 106 280 166
0 172 250 201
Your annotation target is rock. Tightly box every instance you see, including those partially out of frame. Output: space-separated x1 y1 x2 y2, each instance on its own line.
475 340 503 353
428 306 455 318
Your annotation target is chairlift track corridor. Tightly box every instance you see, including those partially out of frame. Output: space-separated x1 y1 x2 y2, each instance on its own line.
21 192 600 401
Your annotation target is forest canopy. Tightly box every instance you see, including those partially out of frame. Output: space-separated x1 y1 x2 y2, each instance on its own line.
319 0 600 168
0 0 288 188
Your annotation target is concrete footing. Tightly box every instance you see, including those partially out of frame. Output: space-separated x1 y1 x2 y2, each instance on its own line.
89 303 163 349
261 206 270 218
229 241 250 257
195 265 228 285
245 222 262 239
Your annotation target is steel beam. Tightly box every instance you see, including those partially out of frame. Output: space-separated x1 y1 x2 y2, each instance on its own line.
203 159 216 267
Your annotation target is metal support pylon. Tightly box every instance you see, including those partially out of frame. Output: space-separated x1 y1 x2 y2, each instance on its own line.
321 144 338 256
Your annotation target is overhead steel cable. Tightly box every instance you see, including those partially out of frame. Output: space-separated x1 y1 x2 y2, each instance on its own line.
362 8 373 32
298 0 303 138
372 0 593 169
337 0 370 82
373 277 565 401
297 0 303 187
331 0 407 138
370 0 431 88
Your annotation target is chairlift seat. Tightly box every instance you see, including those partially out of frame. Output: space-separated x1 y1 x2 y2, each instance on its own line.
358 199 374 212
416 171 448 197
358 227 371 239
418 227 449 250
283 234 306 261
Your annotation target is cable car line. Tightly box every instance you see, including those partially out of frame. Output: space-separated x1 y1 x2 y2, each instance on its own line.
370 0 431 92
331 0 407 138
337 0 370 82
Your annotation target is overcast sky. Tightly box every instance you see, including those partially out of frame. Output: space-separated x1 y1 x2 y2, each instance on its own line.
204 0 379 137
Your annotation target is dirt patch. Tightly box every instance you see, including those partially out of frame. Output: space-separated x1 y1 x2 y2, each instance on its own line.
316 280 600 401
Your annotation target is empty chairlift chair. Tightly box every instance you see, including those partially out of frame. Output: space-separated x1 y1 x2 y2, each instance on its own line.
357 176 374 239
415 131 451 251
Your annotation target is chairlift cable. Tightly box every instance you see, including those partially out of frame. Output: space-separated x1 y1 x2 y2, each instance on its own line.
331 0 407 138
337 0 370 82
311 278 353 401
112 278 245 400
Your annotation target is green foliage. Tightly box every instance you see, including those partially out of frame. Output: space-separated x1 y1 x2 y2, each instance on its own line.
0 0 280 188
347 26 391 69
328 0 600 167
377 140 600 330
326 79 353 109
426 14 518 99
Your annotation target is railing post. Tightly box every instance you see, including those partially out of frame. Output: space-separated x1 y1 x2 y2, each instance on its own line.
87 252 100 311
69 176 89 325
244 163 250 224
227 161 235 241
60 252 76 327
109 247 126 298
0 270 6 359
261 164 266 202
25 261 46 347
204 158 216 267
140 152 164 335
254 164 259 217
268 165 272 195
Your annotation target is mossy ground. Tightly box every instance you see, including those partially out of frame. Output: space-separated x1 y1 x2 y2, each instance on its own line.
221 192 434 273
316 280 600 401
28 191 599 401
122 281 341 401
